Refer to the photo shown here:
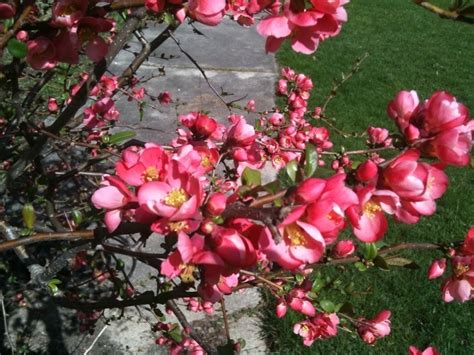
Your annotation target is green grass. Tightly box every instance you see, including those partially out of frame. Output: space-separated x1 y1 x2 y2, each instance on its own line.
262 1 474 353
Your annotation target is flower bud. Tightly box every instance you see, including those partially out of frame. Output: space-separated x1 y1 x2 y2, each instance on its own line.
48 97 58 112
427 258 446 280
332 240 356 258
356 160 378 182
276 301 287 318
404 124 420 142
206 192 227 216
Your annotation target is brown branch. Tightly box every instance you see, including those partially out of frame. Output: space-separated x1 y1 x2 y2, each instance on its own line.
0 2 34 50
166 299 218 355
55 290 199 311
250 190 288 208
110 0 145 11
220 298 231 342
412 1 474 24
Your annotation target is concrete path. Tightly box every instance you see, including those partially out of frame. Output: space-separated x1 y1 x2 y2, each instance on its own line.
96 19 278 354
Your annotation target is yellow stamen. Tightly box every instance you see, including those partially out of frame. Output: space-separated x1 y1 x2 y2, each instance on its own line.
285 223 307 246
363 200 382 219
201 155 213 168
143 166 159 182
179 264 196 283
168 221 188 232
163 188 188 208
427 176 435 191
454 263 470 278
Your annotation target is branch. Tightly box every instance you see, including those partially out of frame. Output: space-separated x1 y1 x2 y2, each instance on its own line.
0 290 15 354
0 1 34 50
166 300 218 355
55 290 198 311
412 1 474 24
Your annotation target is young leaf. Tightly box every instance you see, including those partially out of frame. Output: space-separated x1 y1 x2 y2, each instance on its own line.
373 255 390 270
362 242 378 260
22 203 36 229
7 39 28 58
320 299 336 313
304 143 318 177
242 167 261 187
106 131 136 145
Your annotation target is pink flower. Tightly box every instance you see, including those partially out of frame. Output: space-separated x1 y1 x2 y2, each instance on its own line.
194 114 217 138
211 227 257 268
83 97 119 128
145 0 166 13
0 3 15 19
226 116 256 147
425 124 472 166
347 187 399 243
293 313 339 346
16 31 28 42
116 145 169 186
27 37 57 70
424 91 469 134
355 160 378 182
276 301 287 318
77 17 113 62
287 288 316 317
428 258 446 280
206 192 227 216
357 310 391 344
188 0 226 26
332 240 355 258
47 97 59 112
158 91 172 105
259 206 325 269
51 0 88 27
461 227 474 255
161 232 224 281
91 176 136 232
138 161 203 221
408 346 439 355
387 90 420 131
441 255 474 303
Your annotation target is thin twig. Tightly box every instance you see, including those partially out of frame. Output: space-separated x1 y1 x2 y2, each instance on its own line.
220 298 231 342
0 290 15 354
412 0 474 24
84 324 108 355
321 52 370 114
166 300 218 354
168 32 231 111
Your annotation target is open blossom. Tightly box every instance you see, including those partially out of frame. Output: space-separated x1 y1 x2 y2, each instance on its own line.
387 90 420 131
357 310 391 344
210 227 257 268
51 0 88 27
83 97 120 128
138 161 203 221
381 150 448 224
259 206 325 269
424 91 469 134
347 187 399 243
442 255 474 303
257 1 348 54
188 0 226 26
27 37 57 70
408 346 439 355
293 313 339 346
116 145 169 186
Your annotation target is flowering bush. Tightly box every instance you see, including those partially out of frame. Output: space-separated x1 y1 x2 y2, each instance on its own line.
0 0 473 354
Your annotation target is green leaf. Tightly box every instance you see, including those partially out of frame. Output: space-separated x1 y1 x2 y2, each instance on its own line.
47 278 62 296
285 160 298 182
385 257 420 269
373 255 390 270
319 299 335 313
7 39 27 58
71 210 83 226
303 143 318 178
295 273 305 283
22 203 36 229
312 276 325 292
362 242 378 260
354 261 367 272
242 167 261 187
338 302 355 316
106 131 136 145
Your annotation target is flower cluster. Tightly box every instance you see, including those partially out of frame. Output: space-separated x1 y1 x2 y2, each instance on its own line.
428 227 474 303
90 65 473 348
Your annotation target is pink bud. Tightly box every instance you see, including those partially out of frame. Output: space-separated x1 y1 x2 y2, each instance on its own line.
246 99 256 112
195 114 217 137
427 258 446 280
201 220 216 234
157 91 172 105
0 3 15 19
356 160 378 182
16 30 28 42
47 97 58 112
331 160 339 171
276 301 287 318
206 192 227 216
332 240 356 258
404 124 420 142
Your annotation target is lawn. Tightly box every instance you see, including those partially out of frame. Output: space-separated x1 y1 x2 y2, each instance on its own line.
261 0 474 353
